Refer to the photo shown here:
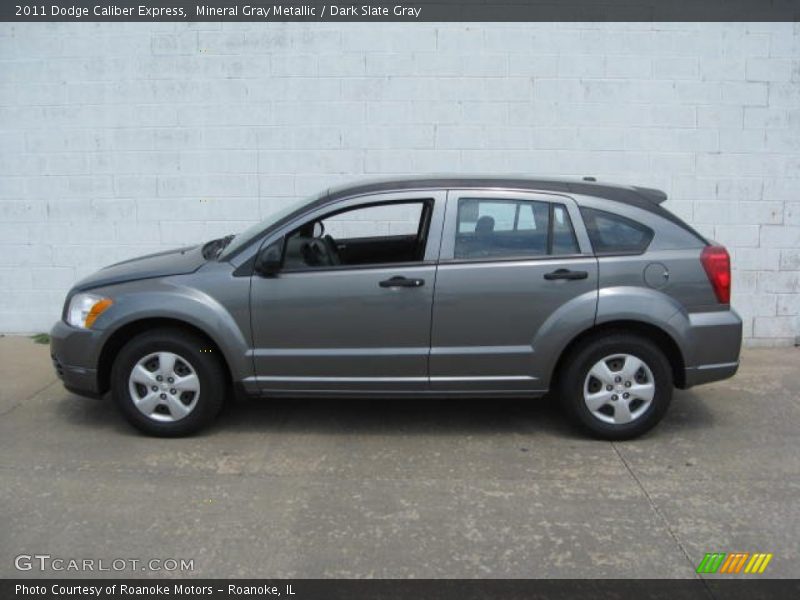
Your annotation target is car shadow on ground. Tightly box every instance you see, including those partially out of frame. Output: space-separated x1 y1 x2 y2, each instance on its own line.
219 393 574 437
55 387 715 441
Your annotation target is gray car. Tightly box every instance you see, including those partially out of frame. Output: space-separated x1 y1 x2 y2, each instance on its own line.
50 177 742 439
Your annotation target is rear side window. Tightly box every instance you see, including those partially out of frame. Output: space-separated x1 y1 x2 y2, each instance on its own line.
580 207 654 255
552 204 580 255
455 198 579 259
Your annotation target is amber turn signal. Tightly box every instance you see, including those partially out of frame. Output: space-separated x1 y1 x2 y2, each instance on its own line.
84 298 113 329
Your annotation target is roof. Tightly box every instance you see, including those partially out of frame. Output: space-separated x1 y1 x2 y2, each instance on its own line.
326 176 668 208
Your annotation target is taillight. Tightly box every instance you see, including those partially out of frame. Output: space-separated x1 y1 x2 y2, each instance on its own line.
700 245 731 304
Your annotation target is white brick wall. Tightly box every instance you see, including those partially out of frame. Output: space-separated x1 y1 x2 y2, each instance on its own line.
0 22 798 344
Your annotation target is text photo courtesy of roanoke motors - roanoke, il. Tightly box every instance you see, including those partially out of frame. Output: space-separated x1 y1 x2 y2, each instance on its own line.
1 1 800 599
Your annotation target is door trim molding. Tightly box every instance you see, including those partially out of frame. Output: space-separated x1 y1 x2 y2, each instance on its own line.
245 375 537 383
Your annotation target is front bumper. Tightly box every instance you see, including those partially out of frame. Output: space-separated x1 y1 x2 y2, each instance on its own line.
681 308 743 388
50 319 103 398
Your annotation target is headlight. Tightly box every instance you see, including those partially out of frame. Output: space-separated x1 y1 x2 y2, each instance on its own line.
66 293 113 329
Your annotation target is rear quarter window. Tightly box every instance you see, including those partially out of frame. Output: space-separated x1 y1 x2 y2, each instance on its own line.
580 207 654 255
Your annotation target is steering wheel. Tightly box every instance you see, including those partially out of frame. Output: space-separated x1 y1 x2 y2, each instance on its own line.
302 238 340 267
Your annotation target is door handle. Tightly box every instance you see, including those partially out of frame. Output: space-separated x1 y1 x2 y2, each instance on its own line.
379 276 425 288
544 268 589 281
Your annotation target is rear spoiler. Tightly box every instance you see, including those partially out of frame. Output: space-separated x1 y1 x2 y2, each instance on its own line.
630 185 708 245
632 186 668 205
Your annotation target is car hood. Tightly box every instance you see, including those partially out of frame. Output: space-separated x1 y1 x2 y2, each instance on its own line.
72 245 207 291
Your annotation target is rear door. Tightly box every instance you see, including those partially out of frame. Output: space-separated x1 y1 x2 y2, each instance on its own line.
430 190 598 392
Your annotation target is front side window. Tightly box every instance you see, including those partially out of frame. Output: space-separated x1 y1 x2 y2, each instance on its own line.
454 198 579 259
283 200 430 270
580 207 654 255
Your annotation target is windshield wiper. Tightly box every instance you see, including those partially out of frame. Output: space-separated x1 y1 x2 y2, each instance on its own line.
202 234 235 260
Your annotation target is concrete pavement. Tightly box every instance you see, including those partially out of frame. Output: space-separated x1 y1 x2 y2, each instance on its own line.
0 335 798 579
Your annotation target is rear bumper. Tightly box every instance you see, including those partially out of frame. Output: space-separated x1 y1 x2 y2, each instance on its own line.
684 361 740 388
679 308 743 388
50 320 103 398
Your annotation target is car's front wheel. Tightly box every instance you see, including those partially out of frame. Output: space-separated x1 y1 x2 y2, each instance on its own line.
559 333 673 440
111 328 226 436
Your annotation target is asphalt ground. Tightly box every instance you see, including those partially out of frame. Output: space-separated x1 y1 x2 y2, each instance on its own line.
0 335 797 579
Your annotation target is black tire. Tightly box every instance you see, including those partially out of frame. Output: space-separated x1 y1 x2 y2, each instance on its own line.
558 332 673 440
111 328 226 437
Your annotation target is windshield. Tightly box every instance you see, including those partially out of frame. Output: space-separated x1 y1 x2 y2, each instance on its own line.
217 195 316 260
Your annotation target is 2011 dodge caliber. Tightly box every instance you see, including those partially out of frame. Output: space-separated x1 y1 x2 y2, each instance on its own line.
50 177 742 439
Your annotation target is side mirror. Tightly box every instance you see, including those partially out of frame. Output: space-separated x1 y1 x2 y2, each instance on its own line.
254 237 284 277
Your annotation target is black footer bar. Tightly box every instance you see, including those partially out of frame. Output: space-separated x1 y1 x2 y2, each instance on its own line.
3 579 800 600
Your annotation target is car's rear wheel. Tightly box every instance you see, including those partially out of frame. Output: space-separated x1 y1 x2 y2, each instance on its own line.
111 328 226 436
559 333 673 440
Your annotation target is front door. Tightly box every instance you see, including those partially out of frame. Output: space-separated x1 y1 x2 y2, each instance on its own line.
249 191 445 394
430 190 598 392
